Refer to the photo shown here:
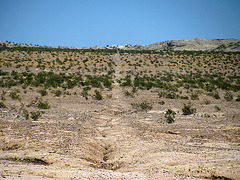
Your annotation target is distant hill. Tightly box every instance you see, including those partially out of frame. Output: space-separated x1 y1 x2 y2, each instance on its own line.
109 38 240 52
1 38 240 52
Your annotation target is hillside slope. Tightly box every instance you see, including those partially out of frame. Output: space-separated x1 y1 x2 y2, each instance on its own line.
115 38 240 52
1 38 240 52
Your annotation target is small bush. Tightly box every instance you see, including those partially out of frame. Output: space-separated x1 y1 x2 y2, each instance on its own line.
131 101 153 111
37 100 50 109
236 95 240 102
180 95 189 100
54 89 62 97
214 106 221 112
27 97 39 108
93 90 103 100
38 89 48 96
166 91 178 99
0 101 7 108
9 92 21 101
30 111 42 121
158 91 166 98
23 109 29 120
164 109 176 123
204 99 211 105
224 91 233 101
124 90 134 98
207 91 220 99
158 101 165 105
190 93 199 100
81 90 89 100
182 103 196 115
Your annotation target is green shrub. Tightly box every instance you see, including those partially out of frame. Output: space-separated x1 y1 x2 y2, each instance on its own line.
182 103 196 115
214 106 221 112
207 91 220 99
81 90 89 100
236 95 240 102
120 75 132 87
27 97 39 108
166 91 178 99
1 95 6 101
180 95 189 100
190 93 199 100
164 109 176 123
204 99 211 105
54 89 62 97
9 91 21 101
0 101 7 108
37 100 50 109
224 91 233 101
30 111 42 121
93 90 103 100
22 109 29 120
124 90 134 98
158 101 165 105
158 91 166 98
38 89 48 96
131 101 153 111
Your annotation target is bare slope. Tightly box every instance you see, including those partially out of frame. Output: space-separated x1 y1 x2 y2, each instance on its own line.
113 38 240 52
1 38 240 52
0 48 239 179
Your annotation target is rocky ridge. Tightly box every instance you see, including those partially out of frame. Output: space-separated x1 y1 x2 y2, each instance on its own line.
115 38 240 52
1 38 240 52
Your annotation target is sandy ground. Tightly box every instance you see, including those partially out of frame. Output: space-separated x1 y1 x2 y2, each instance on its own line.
0 53 239 180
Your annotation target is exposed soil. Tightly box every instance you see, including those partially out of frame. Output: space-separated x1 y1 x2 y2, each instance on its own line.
0 50 239 179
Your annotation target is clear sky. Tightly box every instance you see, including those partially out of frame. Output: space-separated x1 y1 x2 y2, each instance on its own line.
0 0 239 47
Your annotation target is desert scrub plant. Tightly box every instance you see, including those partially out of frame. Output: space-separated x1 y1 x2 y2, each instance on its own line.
9 91 22 101
22 109 29 120
236 95 240 102
1 94 6 101
37 100 50 109
207 91 220 99
214 105 221 112
158 91 166 98
27 97 39 108
131 101 153 112
81 87 91 100
190 92 199 100
124 90 134 98
0 101 7 108
54 89 62 97
93 90 103 100
120 75 132 87
224 91 233 101
30 111 42 121
164 109 176 123
38 89 48 96
180 95 189 100
158 101 165 105
165 91 179 99
182 102 196 115
204 99 211 105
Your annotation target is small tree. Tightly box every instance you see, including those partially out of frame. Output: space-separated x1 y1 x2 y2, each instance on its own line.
164 109 176 123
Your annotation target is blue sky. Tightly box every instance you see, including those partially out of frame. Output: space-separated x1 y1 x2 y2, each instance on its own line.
0 0 239 47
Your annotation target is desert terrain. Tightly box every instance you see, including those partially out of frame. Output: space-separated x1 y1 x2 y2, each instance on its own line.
0 45 239 179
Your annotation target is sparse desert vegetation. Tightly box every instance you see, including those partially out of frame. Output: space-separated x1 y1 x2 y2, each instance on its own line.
0 44 239 179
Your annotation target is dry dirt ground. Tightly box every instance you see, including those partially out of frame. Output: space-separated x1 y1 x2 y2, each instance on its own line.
0 50 239 179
